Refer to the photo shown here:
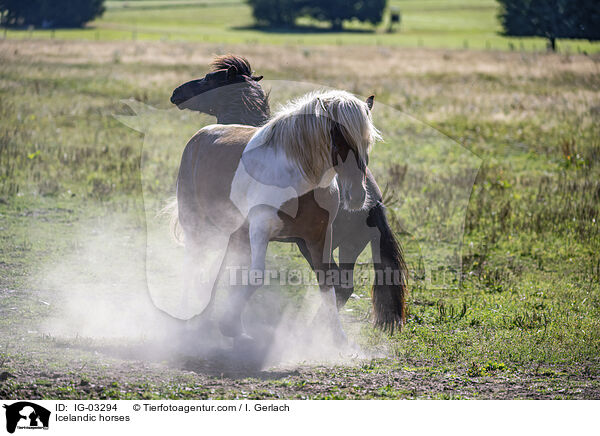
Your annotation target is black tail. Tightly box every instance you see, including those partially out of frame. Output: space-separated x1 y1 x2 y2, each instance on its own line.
367 201 408 334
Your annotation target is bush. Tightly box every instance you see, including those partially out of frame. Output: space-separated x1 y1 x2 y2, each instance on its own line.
247 0 386 29
0 0 105 28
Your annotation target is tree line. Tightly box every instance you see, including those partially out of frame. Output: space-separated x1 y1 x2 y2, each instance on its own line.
247 0 599 50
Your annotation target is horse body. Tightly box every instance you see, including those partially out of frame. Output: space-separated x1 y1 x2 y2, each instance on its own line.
177 125 250 232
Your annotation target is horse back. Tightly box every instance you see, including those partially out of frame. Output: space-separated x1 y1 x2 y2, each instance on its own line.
177 124 257 234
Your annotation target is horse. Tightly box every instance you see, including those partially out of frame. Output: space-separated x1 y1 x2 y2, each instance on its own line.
173 90 383 343
171 55 407 333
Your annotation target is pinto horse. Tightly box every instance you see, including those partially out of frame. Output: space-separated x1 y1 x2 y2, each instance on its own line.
174 90 382 342
171 55 407 333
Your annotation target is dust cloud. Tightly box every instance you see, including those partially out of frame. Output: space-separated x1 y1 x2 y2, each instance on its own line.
38 212 380 370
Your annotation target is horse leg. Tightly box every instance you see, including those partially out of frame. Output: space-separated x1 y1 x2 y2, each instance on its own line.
306 236 348 345
333 210 372 309
336 241 366 309
218 211 272 340
183 230 245 333
181 233 213 317
298 237 358 311
295 238 314 269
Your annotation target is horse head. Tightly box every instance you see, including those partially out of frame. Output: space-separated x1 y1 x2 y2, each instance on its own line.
170 54 267 124
329 95 375 211
170 66 249 111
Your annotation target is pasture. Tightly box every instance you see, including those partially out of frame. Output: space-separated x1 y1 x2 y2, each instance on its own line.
1 3 600 399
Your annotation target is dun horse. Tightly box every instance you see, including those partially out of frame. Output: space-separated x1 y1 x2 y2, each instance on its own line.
171 55 407 333
174 90 379 342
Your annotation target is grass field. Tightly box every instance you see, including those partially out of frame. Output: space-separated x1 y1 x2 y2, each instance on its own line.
2 0 600 53
0 3 600 399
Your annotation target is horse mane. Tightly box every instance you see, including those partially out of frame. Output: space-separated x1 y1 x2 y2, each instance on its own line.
210 54 253 76
209 54 270 126
256 90 381 184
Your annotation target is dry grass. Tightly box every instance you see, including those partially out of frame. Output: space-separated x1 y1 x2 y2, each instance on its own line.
2 39 598 75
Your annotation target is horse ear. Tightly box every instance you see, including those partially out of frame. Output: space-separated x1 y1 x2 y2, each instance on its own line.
226 65 237 80
366 95 374 111
251 75 263 82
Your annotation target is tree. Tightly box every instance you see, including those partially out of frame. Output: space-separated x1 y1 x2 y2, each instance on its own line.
497 0 600 51
303 0 386 30
246 0 304 27
247 0 387 30
0 0 105 28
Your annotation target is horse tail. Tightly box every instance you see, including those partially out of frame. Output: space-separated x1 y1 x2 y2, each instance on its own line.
368 201 408 334
160 196 184 244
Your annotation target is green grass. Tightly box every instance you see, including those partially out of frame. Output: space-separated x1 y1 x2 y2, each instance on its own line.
1 0 599 52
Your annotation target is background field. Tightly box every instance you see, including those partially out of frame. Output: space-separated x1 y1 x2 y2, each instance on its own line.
0 1 599 399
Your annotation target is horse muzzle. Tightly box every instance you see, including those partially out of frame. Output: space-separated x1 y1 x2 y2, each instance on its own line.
341 182 367 211
170 91 188 109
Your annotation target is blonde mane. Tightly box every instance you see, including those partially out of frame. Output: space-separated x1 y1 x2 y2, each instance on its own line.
256 90 381 183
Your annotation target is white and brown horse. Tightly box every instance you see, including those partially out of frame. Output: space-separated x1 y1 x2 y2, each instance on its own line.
173 90 378 343
171 55 407 333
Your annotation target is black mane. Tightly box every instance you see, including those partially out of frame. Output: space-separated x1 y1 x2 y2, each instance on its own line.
210 54 270 126
210 54 253 77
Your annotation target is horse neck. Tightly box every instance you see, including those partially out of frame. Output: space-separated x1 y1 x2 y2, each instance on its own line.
214 84 270 127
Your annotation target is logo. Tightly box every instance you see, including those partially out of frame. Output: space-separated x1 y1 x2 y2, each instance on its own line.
2 402 50 434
